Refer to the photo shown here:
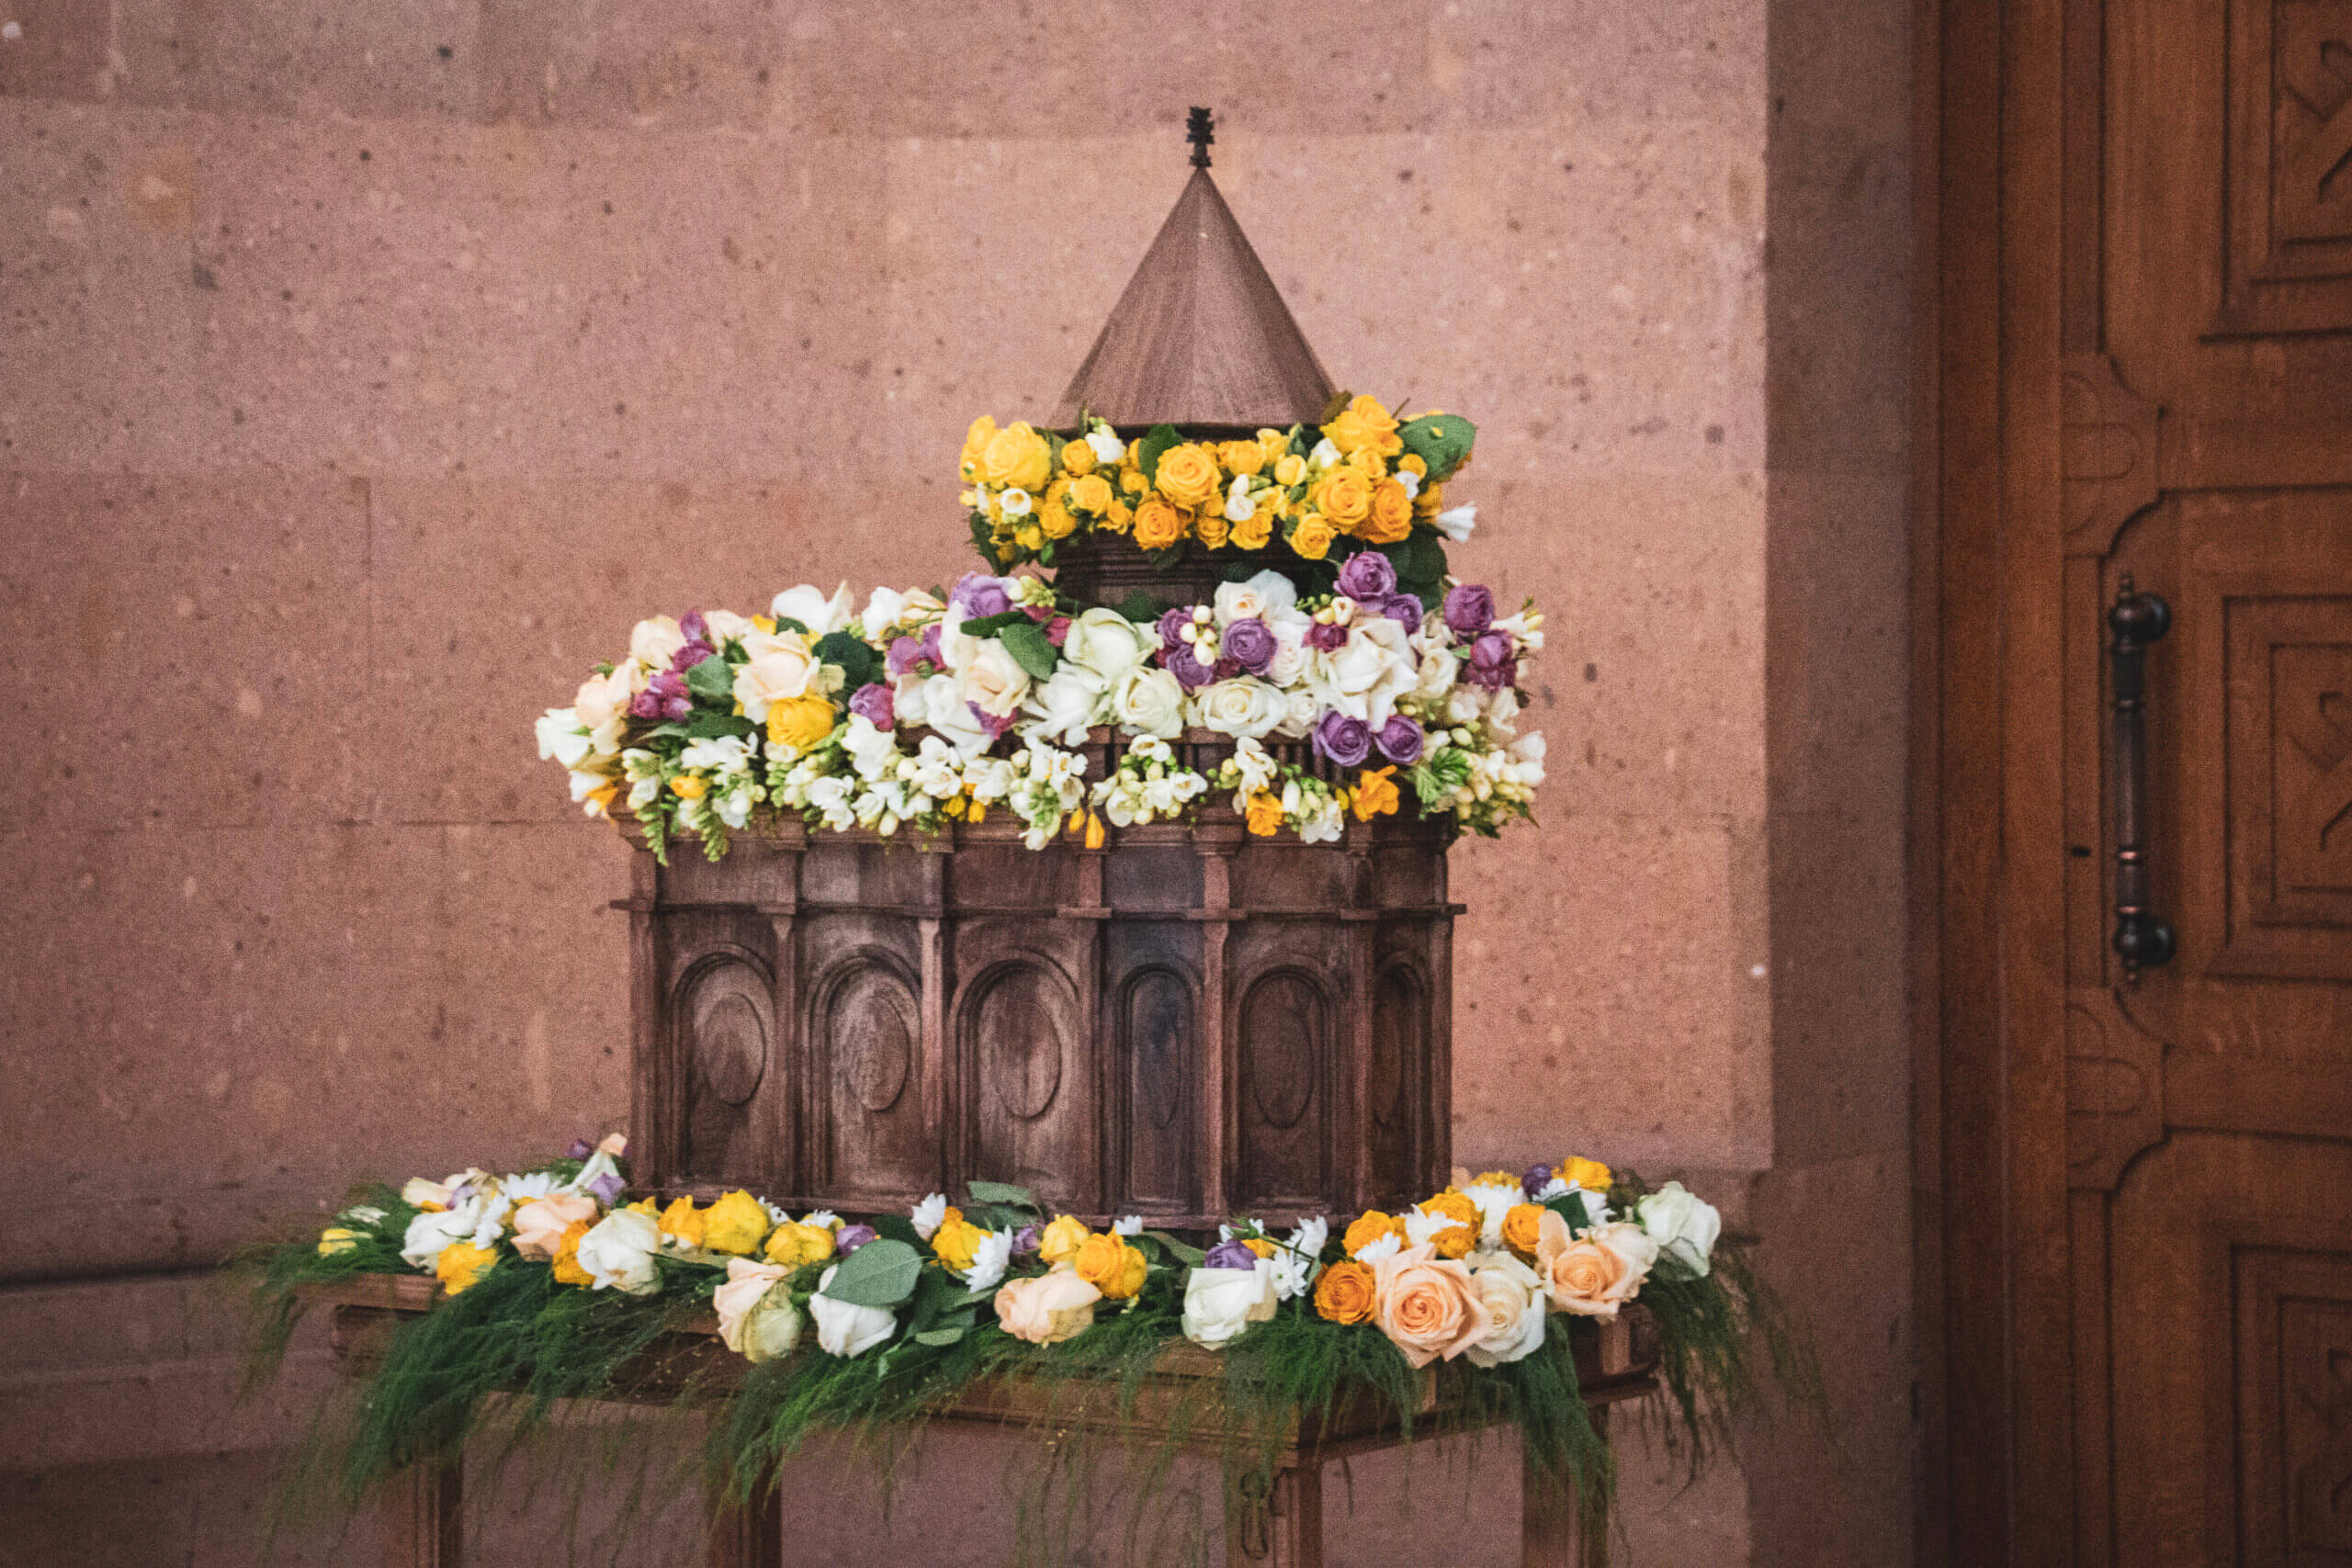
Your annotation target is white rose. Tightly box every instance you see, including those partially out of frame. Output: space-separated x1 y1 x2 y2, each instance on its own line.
1065 607 1154 682
863 586 941 638
1110 666 1185 739
1413 649 1458 703
702 610 755 646
573 1208 662 1296
1272 688 1319 739
1635 1181 1722 1277
1181 1260 1280 1349
1193 677 1285 740
958 638 1032 718
810 1263 899 1358
1022 666 1106 747
920 675 996 756
536 708 594 769
1310 619 1418 726
1084 427 1126 466
1214 570 1298 626
999 487 1035 518
628 615 686 670
1464 1252 1546 1368
770 581 855 636
732 630 818 721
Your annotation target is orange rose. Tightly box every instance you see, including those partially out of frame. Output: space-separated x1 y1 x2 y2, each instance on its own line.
1362 479 1415 544
1153 443 1223 511
1341 1210 1406 1258
1133 497 1187 550
1368 1246 1487 1368
1416 1191 1481 1259
1314 1260 1377 1325
1314 468 1372 531
1073 1232 1148 1299
1321 393 1403 459
1500 1203 1545 1262
1069 473 1114 515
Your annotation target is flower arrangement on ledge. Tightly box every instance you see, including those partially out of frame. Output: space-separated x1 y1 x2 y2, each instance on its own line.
959 396 1477 580
537 558 1544 863
247 1134 1799 1539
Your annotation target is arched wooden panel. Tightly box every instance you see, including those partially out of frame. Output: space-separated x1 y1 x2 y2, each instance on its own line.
810 950 927 1199
1369 963 1421 1132
962 956 1084 1200
675 953 773 1184
1116 961 1195 1210
1237 966 1328 1208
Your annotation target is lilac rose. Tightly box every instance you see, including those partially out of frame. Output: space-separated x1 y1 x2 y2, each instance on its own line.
1313 711 1374 767
848 682 897 728
1162 643 1216 690
950 572 1019 619
1464 630 1517 690
1374 714 1426 765
833 1224 879 1255
1334 550 1398 602
1012 1224 1043 1257
1203 1238 1261 1270
1306 620 1350 652
1443 583 1497 637
1372 594 1424 628
1221 616 1276 676
1157 605 1194 650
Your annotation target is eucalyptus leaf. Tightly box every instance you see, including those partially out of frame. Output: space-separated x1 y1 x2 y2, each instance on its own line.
684 654 735 704
818 1237 921 1308
965 1180 1039 1211
997 621 1059 682
1145 1230 1206 1267
912 1327 967 1347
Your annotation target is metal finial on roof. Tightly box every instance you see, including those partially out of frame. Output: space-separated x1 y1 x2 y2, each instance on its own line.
1186 107 1215 170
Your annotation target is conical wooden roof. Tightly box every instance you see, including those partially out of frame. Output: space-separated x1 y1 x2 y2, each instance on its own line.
1055 143 1334 432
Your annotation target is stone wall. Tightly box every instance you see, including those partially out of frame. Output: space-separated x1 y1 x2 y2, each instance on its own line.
0 2 1912 1562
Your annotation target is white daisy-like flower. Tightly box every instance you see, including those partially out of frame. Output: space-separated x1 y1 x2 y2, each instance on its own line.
963 1229 1015 1292
911 1192 949 1241
1405 1205 1473 1252
1272 1217 1328 1302
801 1209 840 1231
1112 1215 1144 1237
1353 1232 1403 1265
502 1171 561 1204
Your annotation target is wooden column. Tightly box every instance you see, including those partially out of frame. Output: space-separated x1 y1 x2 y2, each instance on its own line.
704 1467 782 1568
1521 1407 1608 1568
379 1459 462 1568
1225 1461 1323 1568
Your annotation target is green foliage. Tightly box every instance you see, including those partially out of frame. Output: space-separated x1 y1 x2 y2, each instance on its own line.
820 1238 922 1308
684 712 757 740
1398 412 1476 481
684 654 735 704
998 620 1060 681
813 631 881 692
1373 531 1451 611
1114 590 1167 624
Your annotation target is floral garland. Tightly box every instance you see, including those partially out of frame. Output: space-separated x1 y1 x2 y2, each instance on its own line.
537 560 1545 862
958 398 1476 578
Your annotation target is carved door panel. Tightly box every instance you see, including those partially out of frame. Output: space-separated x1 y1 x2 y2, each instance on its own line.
2064 4 2352 1562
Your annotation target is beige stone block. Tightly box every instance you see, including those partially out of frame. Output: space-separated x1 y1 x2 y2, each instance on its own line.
109 0 486 122
0 469 368 833
1766 468 1907 817
0 0 111 100
475 0 791 131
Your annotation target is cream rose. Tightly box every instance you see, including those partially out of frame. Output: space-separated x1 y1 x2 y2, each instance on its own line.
1533 1211 1657 1318
1368 1245 1487 1369
574 1207 662 1296
628 615 686 670
512 1191 600 1261
809 1263 899 1358
993 1267 1102 1345
957 638 1032 718
1065 607 1154 682
731 630 818 722
770 581 855 636
1192 677 1285 740
1636 1181 1722 1278
1464 1252 1546 1368
1022 666 1106 748
573 666 640 739
1214 570 1297 626
713 1258 802 1363
1110 666 1185 739
1182 1259 1279 1348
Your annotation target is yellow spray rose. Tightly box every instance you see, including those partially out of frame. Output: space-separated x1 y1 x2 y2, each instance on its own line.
1072 1233 1148 1300
1152 443 1223 511
1313 468 1373 532
670 774 709 800
763 1221 836 1269
1218 439 1268 477
1288 513 1337 560
931 1210 988 1274
701 1190 774 1256
960 415 998 479
1102 499 1134 532
1120 468 1148 496
1193 510 1229 549
1346 445 1387 478
1342 1210 1407 1258
766 694 837 752
1038 1214 1091 1266
1501 1203 1546 1262
1314 1259 1377 1325
1061 439 1097 476
1417 1191 1482 1259
1230 506 1274 551
979 422 1053 491
1133 497 1188 550
1257 428 1294 468
551 1219 594 1286
1415 481 1446 517
1351 766 1401 821
317 1226 363 1258
1040 490 1080 540
1362 479 1415 545
1069 473 1114 516
1272 452 1307 489
1322 393 1403 458
435 1242 498 1297
1555 1156 1614 1192
658 1196 707 1250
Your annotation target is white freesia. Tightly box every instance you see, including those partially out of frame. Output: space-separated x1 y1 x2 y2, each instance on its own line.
1110 666 1185 739
537 709 594 769
1064 608 1154 682
1432 502 1478 543
810 1264 899 1358
771 581 855 635
679 733 753 776
1022 665 1107 747
963 1228 1015 1292
1272 1217 1329 1302
1636 1181 1723 1277
841 715 899 778
1506 732 1548 789
1464 1251 1546 1368
1112 1215 1144 1236
1193 677 1286 740
910 1192 949 1241
628 615 686 670
1181 1259 1280 1349
574 1207 662 1295
702 609 755 646
1084 427 1126 465
862 586 941 639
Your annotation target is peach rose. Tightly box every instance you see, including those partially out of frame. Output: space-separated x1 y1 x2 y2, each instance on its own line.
513 1191 601 1261
712 1257 798 1360
1532 1211 1657 1318
994 1267 1102 1345
1368 1245 1487 1369
628 615 686 670
574 665 640 734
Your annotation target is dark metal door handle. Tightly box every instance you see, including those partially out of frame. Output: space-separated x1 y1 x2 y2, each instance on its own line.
2109 577 2174 979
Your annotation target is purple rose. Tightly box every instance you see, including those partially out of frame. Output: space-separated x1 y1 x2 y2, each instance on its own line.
1313 711 1373 767
1334 550 1397 602
950 571 1017 619
1373 594 1424 629
1374 714 1426 765
848 682 897 729
1306 620 1350 652
1162 644 1215 690
1012 1224 1043 1257
1443 584 1496 637
1221 616 1276 675
631 669 692 720
1157 605 1194 650
1464 631 1517 691
566 1139 594 1160
834 1224 879 1255
583 1170 626 1206
1203 1238 1261 1270
679 610 710 647
1521 1164 1553 1197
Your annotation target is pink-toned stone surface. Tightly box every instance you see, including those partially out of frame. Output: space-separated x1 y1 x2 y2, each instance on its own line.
0 0 1914 1562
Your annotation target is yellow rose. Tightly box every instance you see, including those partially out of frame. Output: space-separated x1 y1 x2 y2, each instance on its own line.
1257 428 1294 468
550 1219 594 1286
763 1221 836 1269
1555 1156 1614 1193
1218 439 1267 477
1416 1191 1482 1259
670 774 708 800
1040 496 1079 539
1242 1237 1276 1259
1230 506 1273 551
766 694 837 752
1361 479 1415 544
1399 454 1428 479
1313 468 1372 531
979 422 1053 491
1322 393 1404 459
1038 1215 1091 1266
959 415 997 479
317 1226 362 1258
1415 481 1446 518
1120 468 1148 496
1133 497 1187 550
702 1190 774 1256
1103 499 1134 532
435 1242 498 1297
658 1196 707 1250
1073 1233 1148 1300
1351 765 1400 821
1272 452 1307 489
1314 1259 1378 1325
1501 1203 1545 1263
1342 1211 1406 1258
1061 439 1097 476
1346 445 1387 478
1245 791 1283 836
1193 510 1229 549
1288 513 1336 560
1069 473 1114 515
1153 443 1223 511
932 1210 987 1274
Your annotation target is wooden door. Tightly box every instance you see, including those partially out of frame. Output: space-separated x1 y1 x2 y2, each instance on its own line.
1925 0 2352 1563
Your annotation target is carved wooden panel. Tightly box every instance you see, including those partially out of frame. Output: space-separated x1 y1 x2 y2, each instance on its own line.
807 939 931 1204
1234 962 1331 1212
674 950 776 1187
2218 592 2352 978
956 926 1093 1213
2064 987 2166 1190
2225 0 2352 331
2061 354 2162 558
1365 957 1426 1200
1105 920 1201 1215
2235 1246 2352 1563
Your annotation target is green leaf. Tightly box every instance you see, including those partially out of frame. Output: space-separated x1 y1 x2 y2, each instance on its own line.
958 609 1030 637
1398 412 1476 482
818 1237 921 1308
997 620 1059 682
965 1180 1040 1211
1145 1230 1206 1267
684 712 757 739
636 722 692 741
772 616 810 636
912 1327 967 1347
684 654 735 704
1135 423 1181 482
1114 590 1168 624
870 1214 922 1248
813 631 879 693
